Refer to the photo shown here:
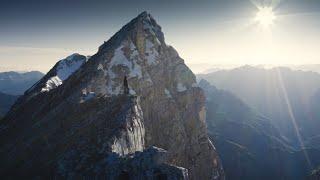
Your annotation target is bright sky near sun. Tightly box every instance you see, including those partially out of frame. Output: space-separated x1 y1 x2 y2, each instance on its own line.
170 1 320 72
0 0 320 73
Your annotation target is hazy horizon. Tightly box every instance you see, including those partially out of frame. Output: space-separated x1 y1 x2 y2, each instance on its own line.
1 2 320 179
1 0 320 73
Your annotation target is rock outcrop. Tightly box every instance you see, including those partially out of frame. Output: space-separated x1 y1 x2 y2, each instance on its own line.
104 146 189 180
309 169 320 180
0 12 224 179
1 94 187 179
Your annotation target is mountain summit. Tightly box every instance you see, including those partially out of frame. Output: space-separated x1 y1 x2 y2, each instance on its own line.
0 12 224 179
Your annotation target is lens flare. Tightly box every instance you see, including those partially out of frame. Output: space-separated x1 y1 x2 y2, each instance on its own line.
255 7 276 27
275 68 312 169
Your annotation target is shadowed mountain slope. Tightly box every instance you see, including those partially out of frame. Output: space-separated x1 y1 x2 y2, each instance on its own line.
0 12 224 180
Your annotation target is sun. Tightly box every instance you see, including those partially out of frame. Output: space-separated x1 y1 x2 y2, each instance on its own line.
255 7 276 27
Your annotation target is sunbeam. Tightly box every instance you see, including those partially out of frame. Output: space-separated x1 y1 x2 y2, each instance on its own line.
275 68 313 169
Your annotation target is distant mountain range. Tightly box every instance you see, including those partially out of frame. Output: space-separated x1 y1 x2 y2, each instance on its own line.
199 65 320 148
3 64 319 179
290 64 320 74
0 71 43 117
0 92 18 118
195 64 320 74
1 12 320 180
199 79 320 180
0 71 44 95
199 66 320 179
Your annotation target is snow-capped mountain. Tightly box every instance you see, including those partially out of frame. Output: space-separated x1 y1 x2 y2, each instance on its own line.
0 12 224 179
41 53 87 92
26 53 87 96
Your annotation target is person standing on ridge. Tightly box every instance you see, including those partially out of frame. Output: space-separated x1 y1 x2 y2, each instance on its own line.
123 76 129 95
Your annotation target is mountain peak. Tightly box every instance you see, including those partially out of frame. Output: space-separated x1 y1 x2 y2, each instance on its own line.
65 53 83 61
136 11 152 21
128 11 157 29
3 12 224 180
23 53 87 98
98 11 165 53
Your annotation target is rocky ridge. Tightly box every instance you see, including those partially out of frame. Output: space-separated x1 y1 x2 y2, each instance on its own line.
0 12 224 179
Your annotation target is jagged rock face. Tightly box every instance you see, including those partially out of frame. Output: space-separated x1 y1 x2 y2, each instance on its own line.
1 12 223 179
88 12 223 179
104 146 189 180
1 93 187 179
309 169 320 180
1 95 145 177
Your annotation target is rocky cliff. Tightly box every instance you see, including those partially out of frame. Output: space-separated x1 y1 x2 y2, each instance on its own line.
309 169 320 180
0 12 223 179
0 94 187 179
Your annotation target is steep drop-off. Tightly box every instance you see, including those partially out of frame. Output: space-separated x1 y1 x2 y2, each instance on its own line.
0 12 224 179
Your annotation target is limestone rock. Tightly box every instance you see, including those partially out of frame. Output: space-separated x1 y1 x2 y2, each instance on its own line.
0 12 224 179
105 146 189 180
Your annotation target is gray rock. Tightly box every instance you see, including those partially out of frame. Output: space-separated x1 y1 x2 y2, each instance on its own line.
103 146 189 180
309 169 320 180
0 12 224 180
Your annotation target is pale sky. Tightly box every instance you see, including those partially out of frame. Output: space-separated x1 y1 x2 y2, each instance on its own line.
1 0 320 73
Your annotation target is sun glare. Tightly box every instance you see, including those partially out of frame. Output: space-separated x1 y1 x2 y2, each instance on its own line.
255 7 276 27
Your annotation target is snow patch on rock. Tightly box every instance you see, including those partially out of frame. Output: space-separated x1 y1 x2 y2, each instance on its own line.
192 83 199 88
42 54 86 92
130 42 139 58
143 17 156 36
41 76 62 92
106 45 144 95
56 54 85 80
145 72 153 84
177 83 187 92
83 92 96 101
129 88 136 95
97 64 104 71
164 89 172 98
145 39 159 65
109 45 142 79
142 14 161 36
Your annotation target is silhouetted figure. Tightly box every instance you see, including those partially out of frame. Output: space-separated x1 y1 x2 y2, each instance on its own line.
123 76 129 95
